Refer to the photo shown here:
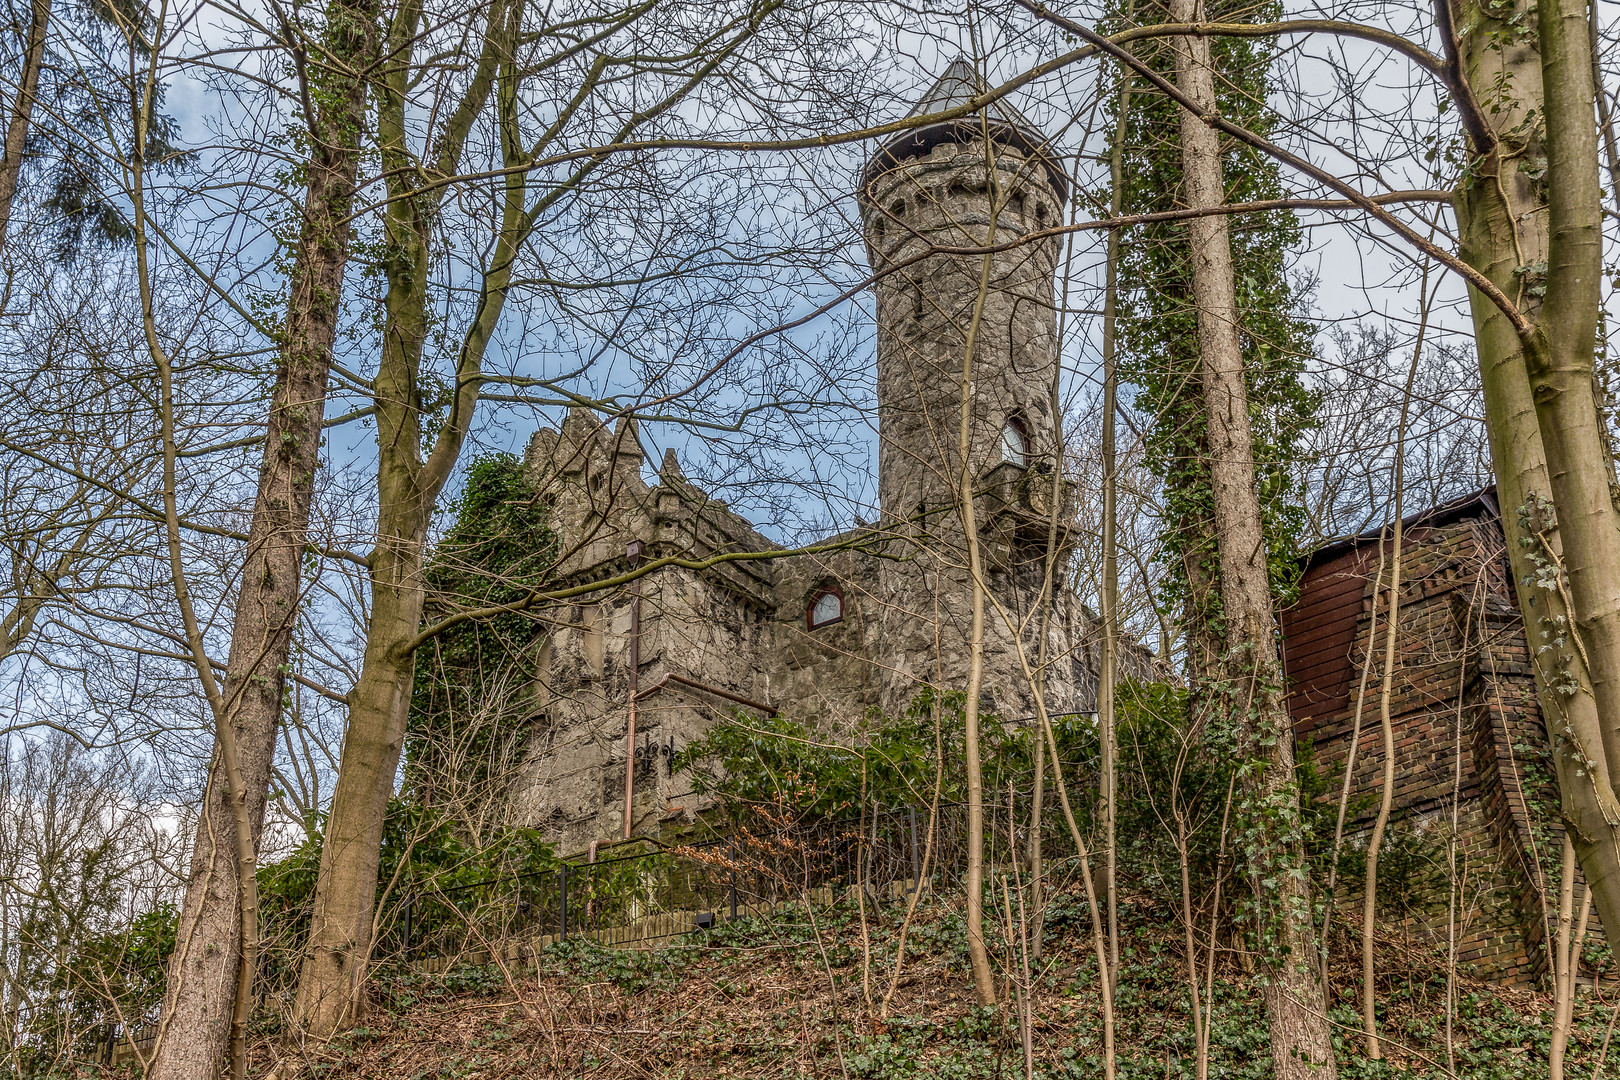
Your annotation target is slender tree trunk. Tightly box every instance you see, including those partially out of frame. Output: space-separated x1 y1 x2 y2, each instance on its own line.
0 0 49 250
292 3 778 1027
1098 48 1130 993
294 93 439 1038
293 537 425 1034
1532 0 1620 763
148 3 376 1076
296 4 520 1031
1169 0 1335 1073
1454 0 1620 941
1550 833 1591 1080
1320 537 1383 990
130 31 259 1080
1361 517 1402 1058
1589 0 1620 217
1362 260 1431 1057
958 205 998 1010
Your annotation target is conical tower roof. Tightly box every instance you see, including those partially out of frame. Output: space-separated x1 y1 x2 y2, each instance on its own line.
862 60 1068 202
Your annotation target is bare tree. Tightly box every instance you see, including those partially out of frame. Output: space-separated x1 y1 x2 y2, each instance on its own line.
0 735 181 1075
0 0 49 247
1454 0 1620 937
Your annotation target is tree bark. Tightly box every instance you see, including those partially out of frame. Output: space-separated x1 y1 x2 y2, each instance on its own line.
1169 0 1336 1073
1530 0 1620 771
295 1 519 1031
0 0 49 250
1099 49 1130 993
957 167 999 1011
1361 516 1401 1058
1453 0 1620 943
148 3 377 1076
1361 258 1431 1057
292 0 786 1031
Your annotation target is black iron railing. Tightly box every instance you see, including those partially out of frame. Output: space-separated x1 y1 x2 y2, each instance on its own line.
394 806 928 966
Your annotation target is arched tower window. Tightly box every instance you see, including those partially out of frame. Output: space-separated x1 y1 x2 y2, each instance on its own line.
1001 418 1030 467
807 583 844 629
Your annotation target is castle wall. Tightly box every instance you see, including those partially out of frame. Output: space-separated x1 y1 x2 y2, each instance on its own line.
503 73 1109 855
510 413 899 852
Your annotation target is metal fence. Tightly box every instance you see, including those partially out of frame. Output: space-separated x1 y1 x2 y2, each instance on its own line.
89 798 1095 1063
394 806 929 968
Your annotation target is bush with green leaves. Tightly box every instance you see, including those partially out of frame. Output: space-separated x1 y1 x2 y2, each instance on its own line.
254 797 558 985
672 688 1098 824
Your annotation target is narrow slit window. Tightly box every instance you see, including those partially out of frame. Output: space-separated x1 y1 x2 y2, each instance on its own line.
1002 420 1029 467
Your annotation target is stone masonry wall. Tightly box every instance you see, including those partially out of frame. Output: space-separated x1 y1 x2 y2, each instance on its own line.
506 90 1112 854
862 136 1088 723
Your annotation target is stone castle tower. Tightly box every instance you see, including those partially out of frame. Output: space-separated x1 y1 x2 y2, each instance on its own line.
863 59 1075 721
494 64 1589 988
509 63 1125 852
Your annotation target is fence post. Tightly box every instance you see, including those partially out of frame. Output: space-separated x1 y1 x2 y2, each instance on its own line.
559 863 569 940
401 893 413 955
908 805 920 895
729 836 738 922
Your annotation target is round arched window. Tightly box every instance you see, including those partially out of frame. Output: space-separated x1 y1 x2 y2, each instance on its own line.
1001 419 1029 467
807 585 843 629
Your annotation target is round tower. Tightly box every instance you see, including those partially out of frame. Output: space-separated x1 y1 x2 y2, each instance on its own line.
860 61 1082 718
862 61 1067 539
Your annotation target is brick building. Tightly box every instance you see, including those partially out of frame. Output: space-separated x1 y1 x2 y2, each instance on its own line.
1281 489 1566 982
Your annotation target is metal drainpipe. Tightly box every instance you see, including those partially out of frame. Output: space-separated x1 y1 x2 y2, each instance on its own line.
623 539 645 839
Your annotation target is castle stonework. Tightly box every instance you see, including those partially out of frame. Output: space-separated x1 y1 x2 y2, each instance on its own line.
494 65 1579 986
509 63 1112 852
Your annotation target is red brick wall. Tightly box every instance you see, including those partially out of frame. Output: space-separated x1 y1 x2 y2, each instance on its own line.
1282 500 1568 984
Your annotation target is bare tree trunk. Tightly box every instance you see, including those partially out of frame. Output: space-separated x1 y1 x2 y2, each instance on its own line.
958 188 998 1011
1360 516 1402 1058
1529 0 1620 781
0 0 49 249
292 0 780 1029
148 2 376 1076
1027 666 1116 1079
1454 0 1620 941
130 32 259 1080
1362 260 1431 1057
1175 807 1205 1078
1550 832 1593 1080
1589 0 1620 217
1320 537 1383 991
1098 44 1131 993
295 3 529 1031
1169 0 1335 1073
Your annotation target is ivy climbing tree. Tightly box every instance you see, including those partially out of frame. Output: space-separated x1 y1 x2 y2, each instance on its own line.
1108 0 1319 680
405 452 558 829
1104 0 1336 1072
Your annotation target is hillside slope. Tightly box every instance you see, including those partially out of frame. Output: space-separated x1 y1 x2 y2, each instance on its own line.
244 890 1611 1079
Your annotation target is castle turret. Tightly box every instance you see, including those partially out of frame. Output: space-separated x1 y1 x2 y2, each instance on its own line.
861 61 1083 717
862 60 1066 533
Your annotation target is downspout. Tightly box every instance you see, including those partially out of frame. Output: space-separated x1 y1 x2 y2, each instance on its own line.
623 539 645 839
